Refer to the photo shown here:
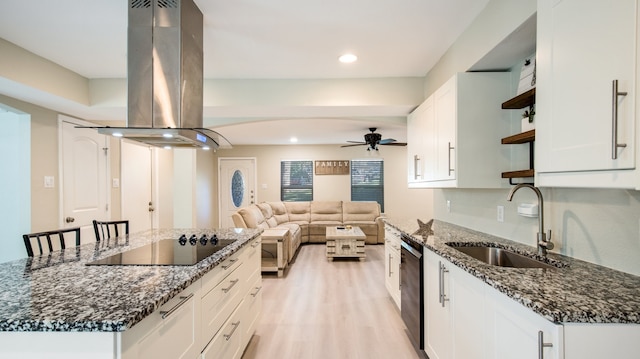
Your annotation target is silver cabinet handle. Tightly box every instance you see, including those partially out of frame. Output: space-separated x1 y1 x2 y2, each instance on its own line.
447 142 455 176
222 258 238 270
250 286 262 297
439 261 449 307
159 293 193 319
251 240 261 248
224 321 240 341
388 254 393 277
537 331 553 359
414 154 421 180
438 261 442 304
612 79 628 159
221 279 239 293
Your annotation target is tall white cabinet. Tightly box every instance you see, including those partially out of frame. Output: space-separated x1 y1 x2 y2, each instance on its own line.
536 0 639 189
407 72 512 188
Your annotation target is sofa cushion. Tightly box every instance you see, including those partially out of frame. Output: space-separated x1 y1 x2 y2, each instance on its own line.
342 201 380 221
310 201 343 222
284 201 311 223
237 206 269 229
267 201 290 225
257 202 278 227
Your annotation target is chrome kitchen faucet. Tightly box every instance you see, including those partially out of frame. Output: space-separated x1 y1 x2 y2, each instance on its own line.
507 184 554 256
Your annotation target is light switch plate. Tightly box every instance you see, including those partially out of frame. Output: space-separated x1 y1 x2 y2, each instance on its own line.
44 176 54 188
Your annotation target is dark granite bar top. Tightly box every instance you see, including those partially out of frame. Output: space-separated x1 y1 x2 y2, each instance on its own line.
0 228 262 332
383 217 640 324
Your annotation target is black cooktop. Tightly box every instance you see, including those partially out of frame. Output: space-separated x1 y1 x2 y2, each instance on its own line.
86 235 236 266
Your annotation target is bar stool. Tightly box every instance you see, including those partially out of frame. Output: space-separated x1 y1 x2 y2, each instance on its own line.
22 227 81 257
92 220 129 241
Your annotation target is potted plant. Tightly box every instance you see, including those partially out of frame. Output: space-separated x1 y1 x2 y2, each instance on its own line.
521 106 535 132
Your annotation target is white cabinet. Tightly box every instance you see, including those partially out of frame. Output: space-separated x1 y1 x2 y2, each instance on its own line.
384 225 401 309
408 96 434 186
407 72 512 188
486 288 563 359
424 250 486 359
536 0 639 188
121 282 202 359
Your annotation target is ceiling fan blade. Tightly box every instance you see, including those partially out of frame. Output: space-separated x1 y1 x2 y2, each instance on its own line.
341 143 368 147
379 138 397 144
346 141 366 144
380 142 407 146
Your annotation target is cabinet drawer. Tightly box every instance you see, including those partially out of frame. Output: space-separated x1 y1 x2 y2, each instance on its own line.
201 250 242 296
202 305 243 359
241 273 262 350
201 263 244 347
335 239 364 255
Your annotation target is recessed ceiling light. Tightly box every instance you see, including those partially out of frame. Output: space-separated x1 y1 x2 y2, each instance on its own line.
339 53 358 63
290 137 298 143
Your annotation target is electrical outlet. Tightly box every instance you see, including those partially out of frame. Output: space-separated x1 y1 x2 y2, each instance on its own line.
446 200 451 213
497 205 504 222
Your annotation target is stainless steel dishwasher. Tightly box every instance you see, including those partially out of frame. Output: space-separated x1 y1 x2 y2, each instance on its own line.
400 233 424 353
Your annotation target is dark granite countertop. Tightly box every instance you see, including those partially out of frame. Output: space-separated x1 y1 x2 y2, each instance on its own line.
0 228 262 332
383 217 640 324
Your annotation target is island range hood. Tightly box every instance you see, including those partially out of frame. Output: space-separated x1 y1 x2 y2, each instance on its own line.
95 0 229 150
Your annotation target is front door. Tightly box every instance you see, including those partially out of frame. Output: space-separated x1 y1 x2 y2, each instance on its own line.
219 158 256 228
60 116 109 242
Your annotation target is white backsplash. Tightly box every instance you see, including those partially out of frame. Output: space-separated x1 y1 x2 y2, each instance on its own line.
434 187 640 276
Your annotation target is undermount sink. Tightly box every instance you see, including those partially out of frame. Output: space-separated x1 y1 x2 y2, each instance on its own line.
447 244 556 269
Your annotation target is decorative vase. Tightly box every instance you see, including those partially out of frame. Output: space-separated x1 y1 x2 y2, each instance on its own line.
521 117 535 132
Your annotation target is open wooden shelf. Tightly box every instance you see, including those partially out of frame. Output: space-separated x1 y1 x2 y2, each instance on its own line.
501 88 536 109
501 169 535 179
501 89 536 183
501 129 535 144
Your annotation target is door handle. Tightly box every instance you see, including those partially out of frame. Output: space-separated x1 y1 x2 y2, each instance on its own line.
65 217 75 223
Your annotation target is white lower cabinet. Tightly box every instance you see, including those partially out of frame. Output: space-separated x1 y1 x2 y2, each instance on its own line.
384 225 401 309
423 248 640 359
424 250 485 359
121 281 202 359
486 287 562 359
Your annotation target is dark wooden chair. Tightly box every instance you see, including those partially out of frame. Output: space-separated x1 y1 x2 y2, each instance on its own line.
92 220 129 241
22 227 81 257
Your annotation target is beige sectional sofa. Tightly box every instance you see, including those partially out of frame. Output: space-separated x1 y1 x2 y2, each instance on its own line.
231 201 384 263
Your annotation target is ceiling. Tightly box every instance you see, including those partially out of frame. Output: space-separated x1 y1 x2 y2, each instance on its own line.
0 0 491 146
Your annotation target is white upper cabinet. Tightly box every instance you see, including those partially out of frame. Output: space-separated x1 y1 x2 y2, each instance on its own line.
536 0 639 188
407 72 511 188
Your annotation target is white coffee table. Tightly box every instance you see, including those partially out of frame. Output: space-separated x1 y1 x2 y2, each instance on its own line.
325 226 366 261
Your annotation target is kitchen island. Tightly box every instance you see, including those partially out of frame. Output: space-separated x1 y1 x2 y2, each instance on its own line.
384 217 640 358
0 227 262 358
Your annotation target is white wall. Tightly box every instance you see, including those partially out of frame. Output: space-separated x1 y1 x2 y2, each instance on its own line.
425 0 640 275
217 144 433 221
0 108 31 261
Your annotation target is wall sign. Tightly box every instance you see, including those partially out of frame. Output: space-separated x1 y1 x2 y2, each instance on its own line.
315 160 350 175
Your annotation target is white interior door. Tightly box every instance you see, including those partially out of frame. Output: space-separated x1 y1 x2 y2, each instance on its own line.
219 158 256 228
121 140 155 233
60 116 109 242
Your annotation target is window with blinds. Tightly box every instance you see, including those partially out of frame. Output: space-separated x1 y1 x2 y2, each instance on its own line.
281 160 313 201
351 160 384 212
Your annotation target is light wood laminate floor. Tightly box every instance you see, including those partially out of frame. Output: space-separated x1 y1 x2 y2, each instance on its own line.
242 244 421 359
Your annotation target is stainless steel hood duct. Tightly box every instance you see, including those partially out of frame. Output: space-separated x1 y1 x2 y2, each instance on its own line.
95 0 229 150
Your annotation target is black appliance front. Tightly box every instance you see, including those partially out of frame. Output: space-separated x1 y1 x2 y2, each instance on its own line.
400 234 425 353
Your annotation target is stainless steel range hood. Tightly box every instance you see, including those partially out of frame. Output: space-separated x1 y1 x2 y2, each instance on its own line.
95 0 229 150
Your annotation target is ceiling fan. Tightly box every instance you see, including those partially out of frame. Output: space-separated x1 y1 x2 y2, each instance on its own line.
341 128 407 151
